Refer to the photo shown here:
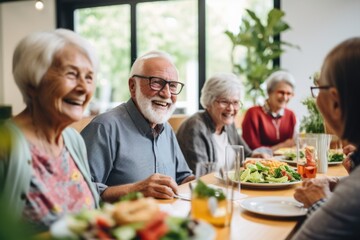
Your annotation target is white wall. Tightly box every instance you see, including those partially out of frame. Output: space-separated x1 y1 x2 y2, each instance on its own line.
0 0 359 120
281 0 360 127
0 0 55 114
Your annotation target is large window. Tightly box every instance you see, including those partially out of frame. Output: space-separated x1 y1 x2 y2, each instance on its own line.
74 5 131 112
57 0 274 114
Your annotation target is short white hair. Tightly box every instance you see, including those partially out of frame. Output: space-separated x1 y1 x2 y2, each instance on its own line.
12 28 98 105
200 73 242 109
129 50 175 77
265 70 295 94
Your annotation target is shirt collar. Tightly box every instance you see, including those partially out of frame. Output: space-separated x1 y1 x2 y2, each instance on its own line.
125 99 164 137
262 100 285 119
203 110 227 134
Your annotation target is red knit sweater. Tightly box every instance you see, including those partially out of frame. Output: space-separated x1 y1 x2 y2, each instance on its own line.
241 106 296 150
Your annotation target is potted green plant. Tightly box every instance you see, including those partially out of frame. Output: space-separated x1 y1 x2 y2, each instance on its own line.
299 73 334 173
300 72 325 133
225 8 299 104
299 97 325 133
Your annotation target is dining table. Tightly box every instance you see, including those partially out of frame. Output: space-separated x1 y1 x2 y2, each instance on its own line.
158 163 348 240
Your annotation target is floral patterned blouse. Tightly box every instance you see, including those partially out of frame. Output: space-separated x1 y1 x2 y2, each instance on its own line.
22 144 95 231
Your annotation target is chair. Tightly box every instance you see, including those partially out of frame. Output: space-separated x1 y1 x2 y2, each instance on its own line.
70 116 94 132
168 114 188 133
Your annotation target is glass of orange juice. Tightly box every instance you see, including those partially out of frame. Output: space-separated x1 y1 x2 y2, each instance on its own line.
297 136 318 178
191 162 233 227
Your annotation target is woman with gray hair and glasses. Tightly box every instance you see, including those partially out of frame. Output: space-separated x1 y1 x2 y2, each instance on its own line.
176 73 267 172
241 70 297 153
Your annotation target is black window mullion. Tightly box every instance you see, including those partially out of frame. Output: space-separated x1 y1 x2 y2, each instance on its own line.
273 0 281 67
198 0 206 110
130 2 137 67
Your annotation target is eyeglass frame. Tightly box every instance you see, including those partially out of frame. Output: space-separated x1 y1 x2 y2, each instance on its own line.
215 99 243 109
310 85 332 98
132 74 184 95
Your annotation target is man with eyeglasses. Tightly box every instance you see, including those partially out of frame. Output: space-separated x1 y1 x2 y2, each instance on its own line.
81 50 194 202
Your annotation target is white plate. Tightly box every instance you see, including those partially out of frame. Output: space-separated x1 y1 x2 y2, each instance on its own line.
240 196 307 217
272 156 297 165
274 156 343 166
191 220 216 240
50 216 215 240
214 171 301 189
273 148 296 156
328 161 342 165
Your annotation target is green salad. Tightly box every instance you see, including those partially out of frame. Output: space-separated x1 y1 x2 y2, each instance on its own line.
193 179 226 200
231 162 301 183
284 150 304 161
328 151 345 162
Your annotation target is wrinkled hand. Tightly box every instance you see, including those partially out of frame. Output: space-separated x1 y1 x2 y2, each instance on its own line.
282 138 296 148
342 155 353 174
135 173 178 199
293 178 332 208
251 152 271 159
342 144 356 173
271 138 295 152
343 144 356 155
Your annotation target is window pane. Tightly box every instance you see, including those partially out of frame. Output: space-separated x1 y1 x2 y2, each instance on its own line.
74 5 131 113
206 0 273 99
137 1 198 114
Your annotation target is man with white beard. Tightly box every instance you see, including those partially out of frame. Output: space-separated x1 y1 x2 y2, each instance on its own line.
81 51 194 202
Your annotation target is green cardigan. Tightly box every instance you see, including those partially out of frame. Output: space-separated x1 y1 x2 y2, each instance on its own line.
0 120 100 218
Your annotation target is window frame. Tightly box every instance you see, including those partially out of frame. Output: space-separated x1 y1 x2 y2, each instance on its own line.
56 0 279 109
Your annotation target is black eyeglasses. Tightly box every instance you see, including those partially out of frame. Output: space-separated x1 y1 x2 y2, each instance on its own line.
310 86 332 98
132 74 184 95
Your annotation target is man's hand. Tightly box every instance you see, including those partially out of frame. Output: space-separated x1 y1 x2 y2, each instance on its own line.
134 173 179 199
293 178 333 208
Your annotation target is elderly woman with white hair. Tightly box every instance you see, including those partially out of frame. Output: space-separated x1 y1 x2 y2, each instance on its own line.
241 71 297 152
176 73 266 172
0 29 99 232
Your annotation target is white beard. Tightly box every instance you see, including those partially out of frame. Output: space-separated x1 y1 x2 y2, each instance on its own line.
135 85 176 124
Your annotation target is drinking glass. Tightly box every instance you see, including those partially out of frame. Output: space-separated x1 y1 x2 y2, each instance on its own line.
297 136 318 178
225 145 244 193
191 161 233 227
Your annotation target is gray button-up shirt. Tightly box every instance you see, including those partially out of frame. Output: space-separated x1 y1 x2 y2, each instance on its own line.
81 99 192 194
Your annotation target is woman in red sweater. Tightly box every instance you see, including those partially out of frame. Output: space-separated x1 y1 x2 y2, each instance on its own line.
241 71 297 153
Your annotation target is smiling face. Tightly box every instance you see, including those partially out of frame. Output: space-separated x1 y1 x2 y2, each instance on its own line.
207 95 240 133
267 81 294 113
129 57 178 127
32 44 95 125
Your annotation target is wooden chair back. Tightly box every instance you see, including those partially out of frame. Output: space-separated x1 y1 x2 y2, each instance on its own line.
70 116 94 132
168 114 188 133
